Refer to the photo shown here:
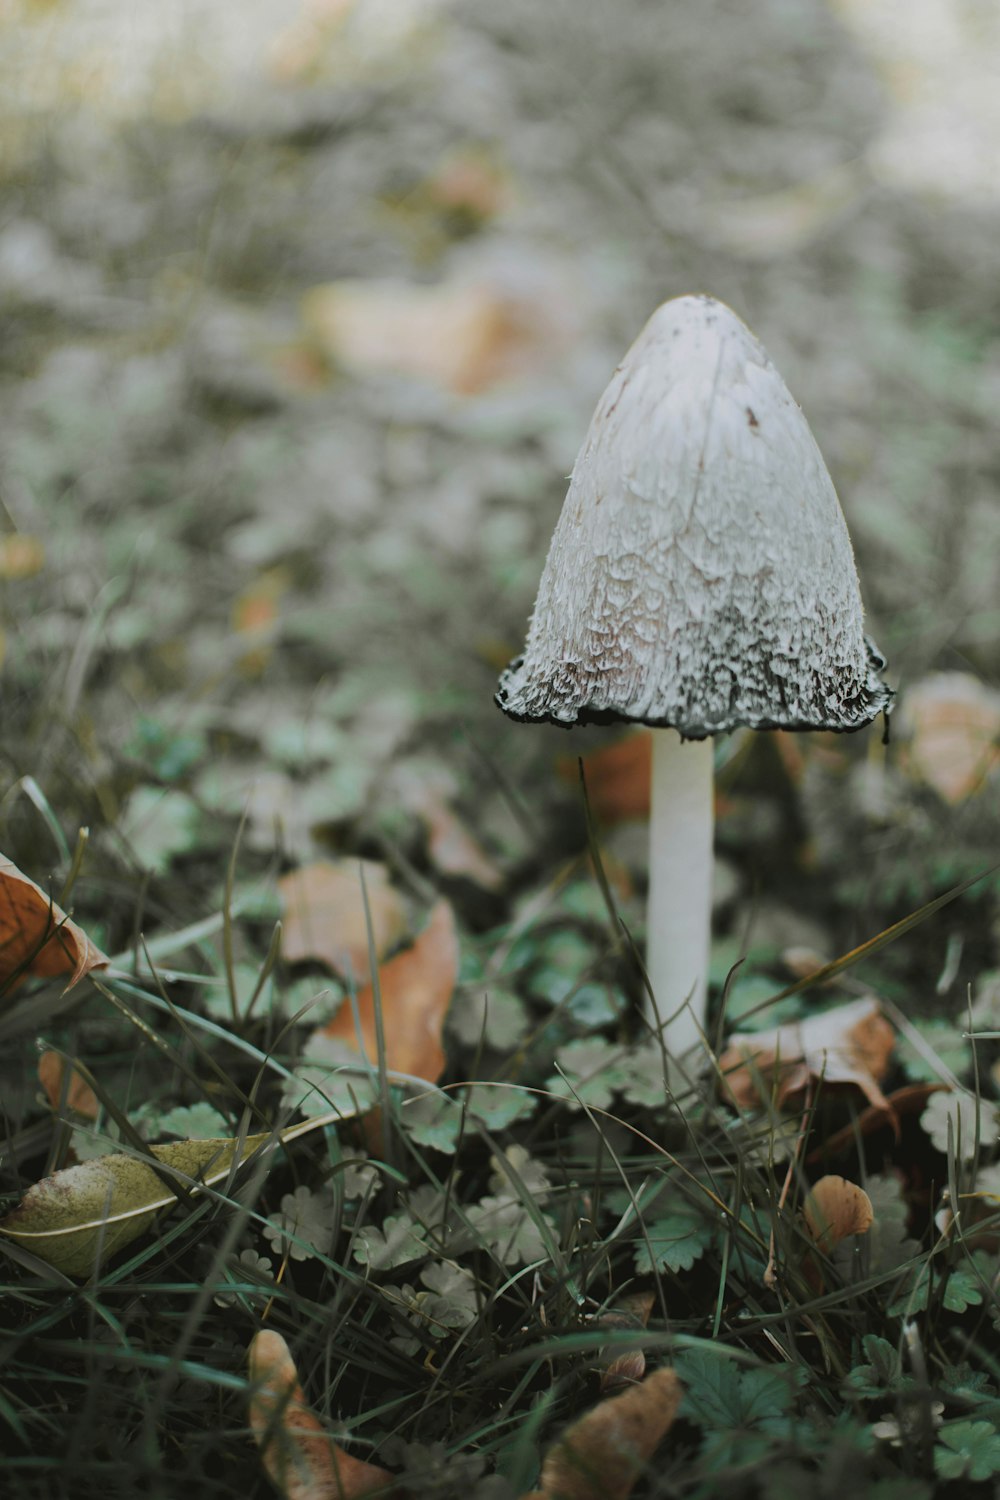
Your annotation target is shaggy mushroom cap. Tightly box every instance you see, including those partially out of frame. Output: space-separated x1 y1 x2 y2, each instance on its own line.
496 295 891 739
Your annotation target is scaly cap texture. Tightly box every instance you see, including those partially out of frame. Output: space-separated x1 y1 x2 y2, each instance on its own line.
497 295 890 738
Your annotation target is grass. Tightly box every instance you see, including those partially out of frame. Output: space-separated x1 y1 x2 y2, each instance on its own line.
3 7 1000 1495
2 816 1000 1499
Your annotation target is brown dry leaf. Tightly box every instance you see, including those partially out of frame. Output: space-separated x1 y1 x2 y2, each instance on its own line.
595 1291 655 1394
558 733 652 824
808 1082 948 1162
38 1049 99 1119
719 997 896 1113
279 860 408 986
0 533 45 579
302 277 558 395
423 147 512 224
249 1330 394 1500
320 898 458 1083
526 1367 683 1500
899 672 1000 804
0 854 108 996
232 566 291 677
394 766 503 891
424 801 503 891
802 1175 874 1254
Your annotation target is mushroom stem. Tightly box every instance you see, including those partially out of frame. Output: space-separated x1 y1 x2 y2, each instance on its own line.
646 729 714 1080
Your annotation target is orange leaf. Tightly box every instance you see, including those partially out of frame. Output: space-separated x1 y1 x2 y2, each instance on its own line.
279 861 408 986
249 1330 394 1500
802 1175 874 1254
0 533 45 580
320 898 458 1083
900 672 1000 804
301 275 572 396
526 1367 683 1500
719 997 896 1113
38 1050 99 1120
558 734 652 824
0 854 108 995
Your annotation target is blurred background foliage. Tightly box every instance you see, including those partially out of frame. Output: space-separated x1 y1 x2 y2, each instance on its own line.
1 0 999 948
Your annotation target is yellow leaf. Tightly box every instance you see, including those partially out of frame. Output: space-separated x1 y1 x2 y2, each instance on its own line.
0 533 45 579
0 1133 272 1277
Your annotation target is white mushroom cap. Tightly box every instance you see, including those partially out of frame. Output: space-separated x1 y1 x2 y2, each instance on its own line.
496 295 891 738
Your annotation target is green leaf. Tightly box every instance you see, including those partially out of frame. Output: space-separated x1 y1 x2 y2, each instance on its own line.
546 1038 668 1111
674 1348 806 1468
353 1213 429 1271
280 1034 379 1121
935 1420 1000 1481
843 1335 904 1399
634 1202 713 1274
897 1018 972 1083
864 1172 918 1274
888 1260 986 1317
675 1346 799 1432
261 1185 336 1262
154 1103 231 1140
413 1260 478 1335
446 986 530 1051
120 786 203 873
0 1134 272 1276
465 1194 553 1266
401 1084 536 1152
920 1089 997 1157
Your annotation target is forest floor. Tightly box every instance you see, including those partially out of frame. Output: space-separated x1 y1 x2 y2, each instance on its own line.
2 2 1000 1497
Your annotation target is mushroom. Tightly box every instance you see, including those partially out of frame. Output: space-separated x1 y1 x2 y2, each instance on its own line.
496 294 890 1084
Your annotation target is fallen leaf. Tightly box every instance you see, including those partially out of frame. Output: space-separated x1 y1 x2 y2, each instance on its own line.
900 673 1000 804
279 861 408 986
232 566 292 677
525 1367 683 1500
0 853 109 995
249 1330 395 1500
595 1291 655 1394
0 1133 272 1277
803 1175 874 1254
392 763 503 890
422 147 512 224
0 533 45 579
301 276 565 395
719 997 896 1113
38 1049 99 1120
558 734 652 824
807 1082 948 1162
320 898 458 1084
698 161 866 260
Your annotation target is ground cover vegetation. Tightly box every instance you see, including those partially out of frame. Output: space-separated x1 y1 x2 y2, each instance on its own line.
3 2 1000 1497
